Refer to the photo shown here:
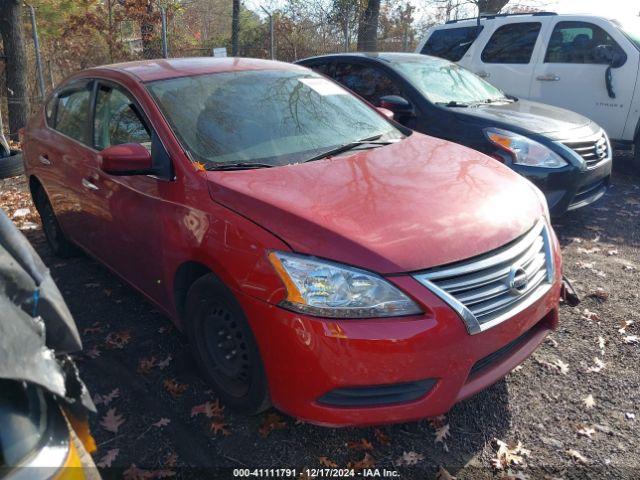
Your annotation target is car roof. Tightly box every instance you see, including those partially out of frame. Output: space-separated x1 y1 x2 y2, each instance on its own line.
298 52 447 65
88 57 308 83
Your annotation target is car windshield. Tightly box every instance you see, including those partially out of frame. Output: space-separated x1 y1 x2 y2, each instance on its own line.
613 18 640 51
391 57 507 105
147 69 402 168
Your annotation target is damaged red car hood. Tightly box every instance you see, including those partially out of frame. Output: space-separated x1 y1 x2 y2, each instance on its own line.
206 133 544 274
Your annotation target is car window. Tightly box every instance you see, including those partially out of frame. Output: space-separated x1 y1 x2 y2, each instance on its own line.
481 22 542 64
333 63 402 105
421 26 484 62
54 85 92 144
44 95 56 125
308 62 333 76
545 21 627 64
94 85 151 150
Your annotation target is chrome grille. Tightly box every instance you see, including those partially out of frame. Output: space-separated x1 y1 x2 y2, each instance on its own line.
562 132 609 168
413 220 554 335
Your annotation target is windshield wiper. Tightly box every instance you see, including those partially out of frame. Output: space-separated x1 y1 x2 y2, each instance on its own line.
436 101 470 108
207 161 275 171
301 134 391 163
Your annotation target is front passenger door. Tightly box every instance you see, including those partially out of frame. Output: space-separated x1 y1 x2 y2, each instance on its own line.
332 63 417 127
89 81 172 300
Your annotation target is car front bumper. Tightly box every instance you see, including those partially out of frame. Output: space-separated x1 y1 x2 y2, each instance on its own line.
238 249 562 427
513 157 612 216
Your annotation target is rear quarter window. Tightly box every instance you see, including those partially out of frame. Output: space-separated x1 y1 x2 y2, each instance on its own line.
545 21 626 64
421 26 484 61
481 22 542 64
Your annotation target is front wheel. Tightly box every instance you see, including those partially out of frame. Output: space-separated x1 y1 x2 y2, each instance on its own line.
185 274 270 414
634 137 640 176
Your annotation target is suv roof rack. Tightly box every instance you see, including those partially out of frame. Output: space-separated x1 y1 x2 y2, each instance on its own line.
445 11 557 24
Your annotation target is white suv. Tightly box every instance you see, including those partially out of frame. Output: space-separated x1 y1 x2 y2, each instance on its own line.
417 12 640 172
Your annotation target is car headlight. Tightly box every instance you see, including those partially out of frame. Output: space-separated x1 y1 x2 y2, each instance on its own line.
268 251 422 318
484 127 567 168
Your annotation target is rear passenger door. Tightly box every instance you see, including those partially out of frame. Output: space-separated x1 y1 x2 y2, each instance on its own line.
529 19 638 139
473 21 544 97
46 81 103 251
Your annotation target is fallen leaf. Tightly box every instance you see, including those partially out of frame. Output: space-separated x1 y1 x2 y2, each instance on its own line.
394 451 424 466
598 336 606 355
85 345 101 359
625 412 636 420
210 421 231 436
435 466 456 480
164 452 178 468
258 412 287 438
93 388 120 407
349 453 376 469
491 439 530 470
576 425 595 438
624 335 639 345
606 249 618 256
153 418 171 428
105 330 132 349
583 394 596 409
586 357 605 373
97 448 119 468
347 438 373 451
157 355 173 369
83 322 103 335
434 423 451 444
137 356 158 374
589 289 609 302
163 378 188 398
100 408 125 433
576 247 600 255
618 320 634 333
566 449 588 463
191 400 224 419
581 309 600 321
318 457 338 468
374 428 390 446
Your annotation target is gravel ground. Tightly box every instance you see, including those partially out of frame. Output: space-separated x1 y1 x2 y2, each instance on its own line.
1 156 638 479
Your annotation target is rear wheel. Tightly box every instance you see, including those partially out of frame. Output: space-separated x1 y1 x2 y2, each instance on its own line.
34 187 78 258
185 274 270 414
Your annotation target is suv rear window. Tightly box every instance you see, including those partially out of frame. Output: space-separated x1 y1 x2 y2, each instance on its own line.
421 26 483 62
481 22 541 64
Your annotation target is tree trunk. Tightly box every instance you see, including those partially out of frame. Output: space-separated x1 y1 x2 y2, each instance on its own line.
231 0 240 56
357 0 380 52
140 0 155 59
0 0 30 140
476 0 510 15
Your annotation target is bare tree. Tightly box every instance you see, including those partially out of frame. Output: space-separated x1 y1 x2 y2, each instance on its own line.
0 0 30 139
357 0 381 51
475 0 510 14
231 0 240 56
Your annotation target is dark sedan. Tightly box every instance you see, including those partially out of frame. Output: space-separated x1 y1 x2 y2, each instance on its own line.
297 52 612 216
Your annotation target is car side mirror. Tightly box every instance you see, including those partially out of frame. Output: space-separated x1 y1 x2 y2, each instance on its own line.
99 143 154 176
379 95 415 116
376 107 395 120
593 45 626 99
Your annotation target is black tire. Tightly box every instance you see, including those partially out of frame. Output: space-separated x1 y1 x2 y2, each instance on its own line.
0 151 24 179
185 274 270 414
34 186 78 258
634 138 640 176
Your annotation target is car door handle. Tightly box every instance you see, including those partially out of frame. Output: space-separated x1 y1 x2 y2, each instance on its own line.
81 178 99 191
536 74 560 81
476 71 490 79
38 154 51 165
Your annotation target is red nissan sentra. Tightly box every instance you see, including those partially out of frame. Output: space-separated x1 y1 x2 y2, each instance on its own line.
22 58 562 427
